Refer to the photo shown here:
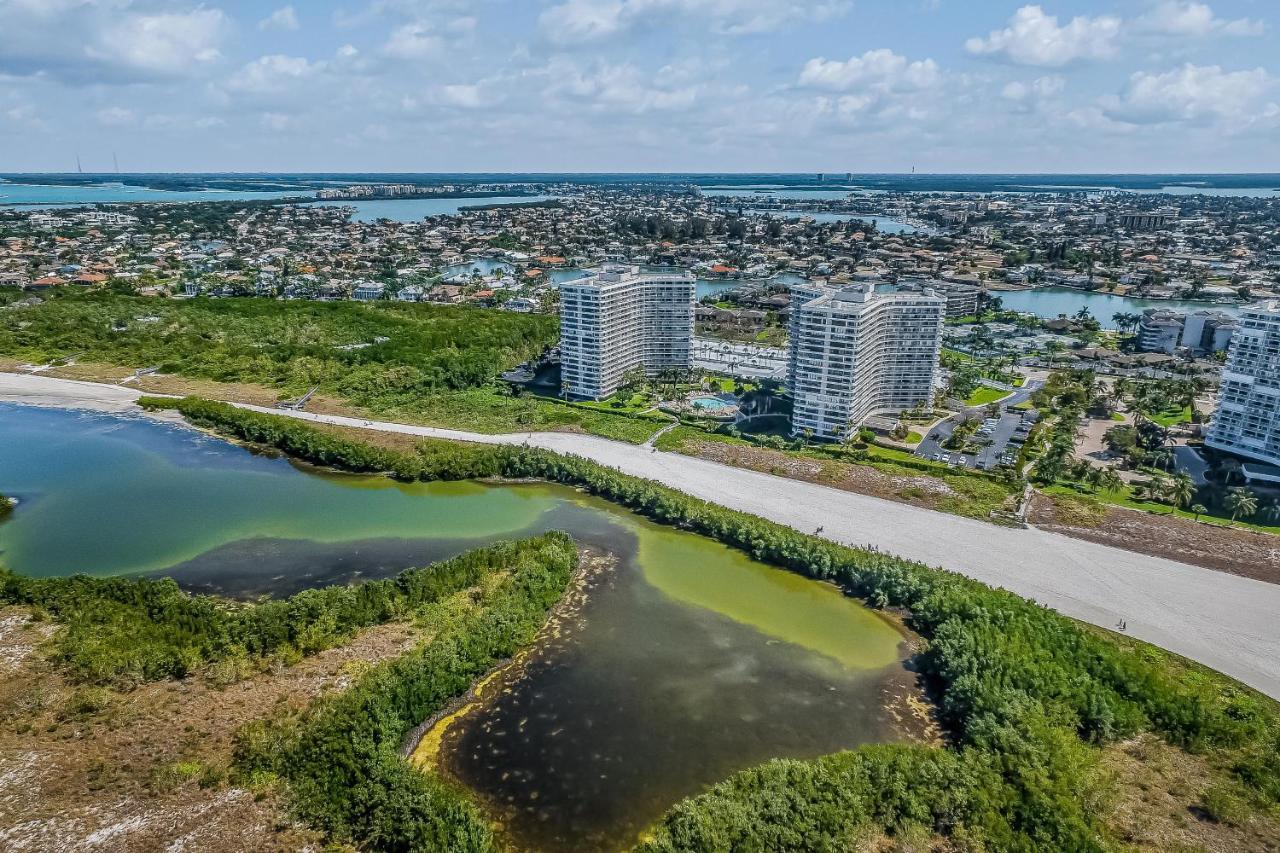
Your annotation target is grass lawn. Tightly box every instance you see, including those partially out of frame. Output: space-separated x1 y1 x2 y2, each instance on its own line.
1150 405 1192 427
571 391 654 415
964 386 1011 407
1041 483 1280 536
905 430 925 444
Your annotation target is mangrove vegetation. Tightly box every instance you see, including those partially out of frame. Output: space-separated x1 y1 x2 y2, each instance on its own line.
130 395 1280 850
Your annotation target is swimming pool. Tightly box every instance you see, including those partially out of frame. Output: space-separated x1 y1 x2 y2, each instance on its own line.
691 396 735 411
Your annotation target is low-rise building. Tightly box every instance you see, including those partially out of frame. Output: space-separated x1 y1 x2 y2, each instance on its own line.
351 281 385 301
1180 310 1236 354
1137 308 1183 353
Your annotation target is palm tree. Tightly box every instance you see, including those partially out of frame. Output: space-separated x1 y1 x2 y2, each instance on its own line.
1097 468 1124 494
1189 503 1207 522
1168 472 1195 510
1146 475 1171 505
1224 487 1259 523
1148 448 1175 472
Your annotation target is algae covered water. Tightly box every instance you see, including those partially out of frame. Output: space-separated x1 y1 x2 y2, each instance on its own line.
0 403 915 849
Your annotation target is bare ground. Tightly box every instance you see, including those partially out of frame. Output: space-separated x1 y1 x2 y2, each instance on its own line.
1103 735 1280 852
0 606 421 852
677 439 1017 521
1031 494 1280 584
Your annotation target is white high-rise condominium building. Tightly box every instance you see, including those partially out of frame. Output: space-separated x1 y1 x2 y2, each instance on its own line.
559 265 696 400
788 282 944 440
1206 302 1280 466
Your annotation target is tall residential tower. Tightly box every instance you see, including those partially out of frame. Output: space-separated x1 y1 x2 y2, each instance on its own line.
788 282 944 440
559 265 696 400
1206 302 1280 467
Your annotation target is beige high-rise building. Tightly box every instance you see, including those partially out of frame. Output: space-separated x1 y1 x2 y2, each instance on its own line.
559 265 696 400
788 282 944 440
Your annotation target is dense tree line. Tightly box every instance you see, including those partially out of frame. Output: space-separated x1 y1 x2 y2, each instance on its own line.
142 396 1280 849
0 533 561 687
235 533 577 853
0 292 557 406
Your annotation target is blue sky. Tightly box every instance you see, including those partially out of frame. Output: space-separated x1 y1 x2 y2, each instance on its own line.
0 0 1276 172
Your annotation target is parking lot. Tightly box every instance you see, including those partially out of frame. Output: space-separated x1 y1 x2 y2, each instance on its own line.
917 411 1035 470
915 379 1042 470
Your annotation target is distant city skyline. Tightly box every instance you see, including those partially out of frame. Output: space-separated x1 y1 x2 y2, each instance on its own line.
1 1 1276 173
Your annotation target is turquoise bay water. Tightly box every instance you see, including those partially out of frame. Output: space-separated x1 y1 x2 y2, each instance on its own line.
314 195 556 222
998 286 1246 328
0 181 301 208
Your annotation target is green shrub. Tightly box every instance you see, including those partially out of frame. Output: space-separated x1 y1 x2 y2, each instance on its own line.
235 533 577 852
135 398 1280 847
1200 783 1250 826
0 521 565 686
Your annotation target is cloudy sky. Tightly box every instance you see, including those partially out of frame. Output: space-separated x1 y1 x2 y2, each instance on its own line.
0 0 1276 173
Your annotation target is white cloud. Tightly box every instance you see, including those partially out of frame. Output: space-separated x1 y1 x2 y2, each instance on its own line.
447 16 477 33
539 0 850 45
383 21 443 59
541 58 705 113
1135 1 1263 38
95 106 136 126
539 0 626 42
1101 64 1273 125
226 55 323 97
966 5 1121 67
799 50 941 93
438 84 484 108
87 8 227 78
259 6 300 32
0 2 229 83
260 112 293 131
1002 75 1065 102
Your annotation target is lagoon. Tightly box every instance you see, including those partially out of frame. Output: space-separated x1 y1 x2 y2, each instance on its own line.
0 403 912 850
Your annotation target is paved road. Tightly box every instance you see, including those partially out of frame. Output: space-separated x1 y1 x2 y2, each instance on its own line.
3 372 1279 699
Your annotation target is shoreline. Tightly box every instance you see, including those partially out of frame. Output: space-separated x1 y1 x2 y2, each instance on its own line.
984 281 1259 306
1 370 1279 701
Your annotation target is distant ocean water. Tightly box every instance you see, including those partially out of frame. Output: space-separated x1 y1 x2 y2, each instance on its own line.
2 172 1278 209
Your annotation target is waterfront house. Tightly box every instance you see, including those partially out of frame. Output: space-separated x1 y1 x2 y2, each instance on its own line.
352 281 386 302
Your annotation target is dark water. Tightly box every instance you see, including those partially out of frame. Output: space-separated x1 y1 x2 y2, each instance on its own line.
0 403 915 849
426 511 912 851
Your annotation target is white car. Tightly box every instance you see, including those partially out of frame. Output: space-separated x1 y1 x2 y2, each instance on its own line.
959 456 968 466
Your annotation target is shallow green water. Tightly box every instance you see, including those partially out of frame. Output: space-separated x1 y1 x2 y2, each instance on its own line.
0 403 910 850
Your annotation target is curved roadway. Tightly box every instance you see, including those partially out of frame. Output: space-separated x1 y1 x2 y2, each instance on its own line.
2 372 1278 699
